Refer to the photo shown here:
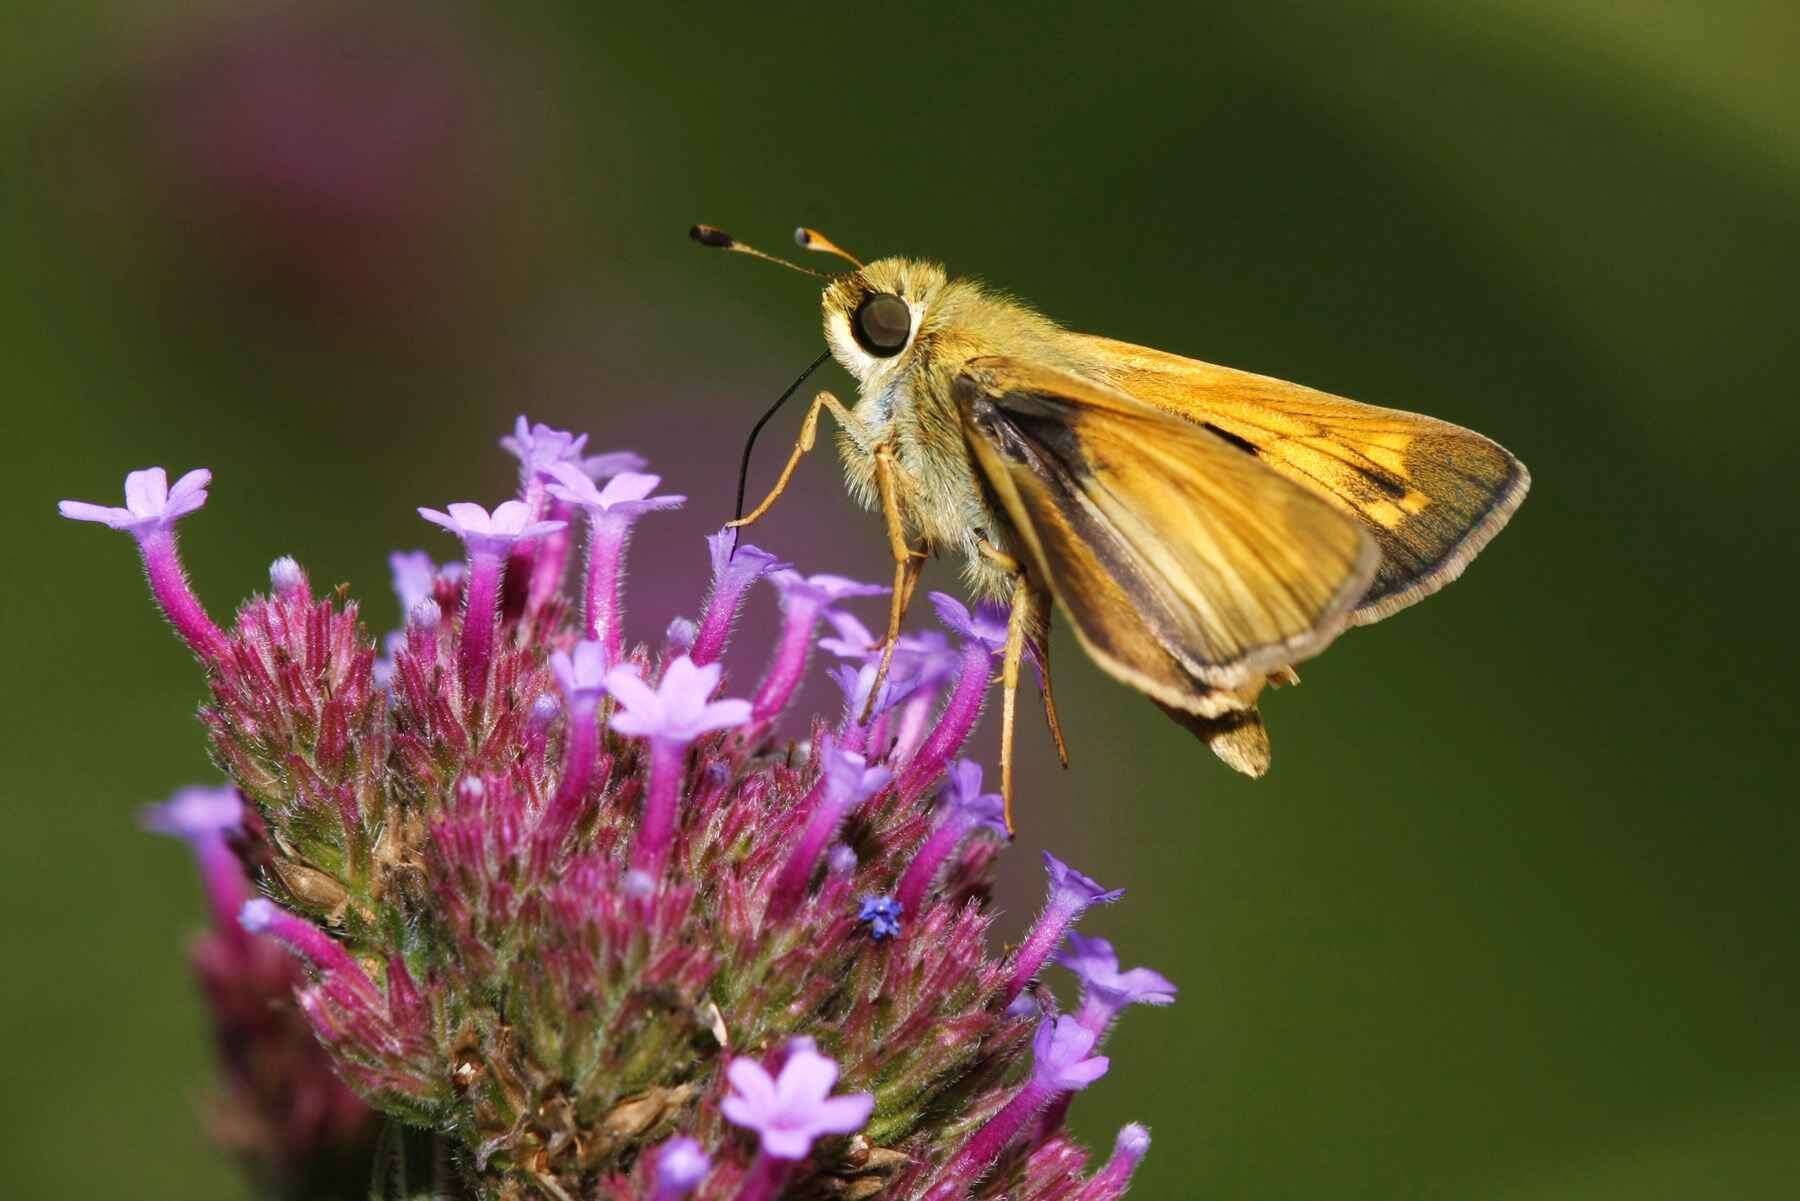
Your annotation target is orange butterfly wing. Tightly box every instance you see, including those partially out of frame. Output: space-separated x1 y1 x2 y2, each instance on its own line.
1077 336 1530 623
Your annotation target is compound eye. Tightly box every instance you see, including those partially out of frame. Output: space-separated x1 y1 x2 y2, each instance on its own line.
851 292 911 357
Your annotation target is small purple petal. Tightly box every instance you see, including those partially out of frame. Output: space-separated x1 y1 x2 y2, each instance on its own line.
140 784 242 842
929 591 1010 653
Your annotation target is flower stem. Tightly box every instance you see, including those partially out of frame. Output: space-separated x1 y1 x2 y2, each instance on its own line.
751 597 823 721
136 527 231 662
729 1153 793 1201
583 514 631 658
899 641 990 797
632 737 686 877
458 549 505 705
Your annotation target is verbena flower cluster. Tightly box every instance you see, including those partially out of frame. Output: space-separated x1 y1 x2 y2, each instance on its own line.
64 418 1170 1201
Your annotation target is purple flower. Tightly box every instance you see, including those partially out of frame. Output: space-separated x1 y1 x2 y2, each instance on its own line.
419 502 564 705
937 1015 1109 1185
1087 1124 1152 1199
1030 1013 1110 1091
59 466 211 534
768 742 894 923
546 465 685 653
928 591 1010 654
1044 853 1125 909
607 656 750 876
771 570 891 611
140 784 242 842
721 1040 874 1160
816 610 877 659
388 550 438 612
652 1136 710 1199
606 657 750 744
1056 932 1177 1033
239 898 376 998
60 466 229 662
895 597 1019 800
549 639 610 706
141 784 247 928
1005 854 1123 1002
894 760 1008 917
544 465 685 518
500 415 588 481
690 530 788 666
857 895 903 940
79 416 1166 1201
417 500 565 558
940 760 1008 837
580 449 650 480
751 571 888 722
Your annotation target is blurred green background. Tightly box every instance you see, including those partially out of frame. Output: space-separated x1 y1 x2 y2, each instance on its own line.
5 2 1796 1198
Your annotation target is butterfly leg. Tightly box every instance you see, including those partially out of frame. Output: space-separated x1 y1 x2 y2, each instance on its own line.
976 539 1035 834
862 444 928 722
1031 603 1071 768
727 390 862 529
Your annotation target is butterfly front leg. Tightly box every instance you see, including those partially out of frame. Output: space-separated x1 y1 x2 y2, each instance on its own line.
727 390 866 529
861 444 929 723
976 538 1054 835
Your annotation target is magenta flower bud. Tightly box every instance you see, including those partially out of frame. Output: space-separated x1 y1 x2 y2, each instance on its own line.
547 465 685 658
268 555 306 597
721 1040 873 1160
419 499 564 703
751 571 887 722
652 1136 710 1200
239 899 377 999
407 598 442 631
1055 932 1177 1035
606 656 750 877
690 530 787 666
141 784 248 928
895 760 1007 918
938 1016 1108 1187
533 640 611 869
1086 1123 1152 1200
766 741 892 924
60 466 231 662
1006 854 1124 1002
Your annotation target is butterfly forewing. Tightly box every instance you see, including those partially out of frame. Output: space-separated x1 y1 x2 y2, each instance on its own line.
955 357 1379 693
1079 336 1530 623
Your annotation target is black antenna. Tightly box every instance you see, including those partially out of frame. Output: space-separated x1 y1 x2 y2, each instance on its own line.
731 350 833 551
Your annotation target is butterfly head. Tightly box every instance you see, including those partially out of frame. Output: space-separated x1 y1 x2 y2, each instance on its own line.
819 258 949 387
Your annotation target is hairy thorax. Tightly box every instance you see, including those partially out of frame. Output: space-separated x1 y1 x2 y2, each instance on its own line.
830 281 1091 601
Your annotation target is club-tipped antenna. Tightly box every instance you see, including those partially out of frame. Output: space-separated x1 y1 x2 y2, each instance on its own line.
794 227 864 268
690 224 826 278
